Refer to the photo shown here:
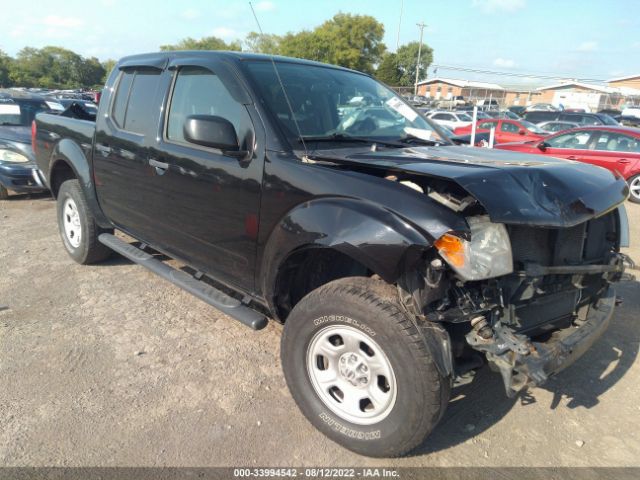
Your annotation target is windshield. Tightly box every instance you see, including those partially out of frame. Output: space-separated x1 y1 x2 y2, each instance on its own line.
244 61 448 147
521 120 546 133
456 113 472 121
0 100 51 126
599 114 619 126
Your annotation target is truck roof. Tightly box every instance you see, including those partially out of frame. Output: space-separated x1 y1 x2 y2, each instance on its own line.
116 50 367 75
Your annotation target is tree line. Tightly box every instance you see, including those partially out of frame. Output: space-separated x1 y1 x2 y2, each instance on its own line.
0 13 432 89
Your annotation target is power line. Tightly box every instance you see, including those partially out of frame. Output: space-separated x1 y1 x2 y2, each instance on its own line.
430 63 609 83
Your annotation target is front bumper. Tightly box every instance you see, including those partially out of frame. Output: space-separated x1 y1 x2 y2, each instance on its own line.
0 162 47 193
468 287 616 397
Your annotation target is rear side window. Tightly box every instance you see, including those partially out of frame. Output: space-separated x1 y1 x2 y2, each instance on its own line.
594 132 640 152
478 121 496 129
111 68 161 134
112 71 134 127
166 66 249 145
500 122 519 133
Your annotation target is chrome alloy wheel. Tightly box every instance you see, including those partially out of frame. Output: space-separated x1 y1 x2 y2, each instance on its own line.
306 325 397 425
62 197 82 248
630 176 640 202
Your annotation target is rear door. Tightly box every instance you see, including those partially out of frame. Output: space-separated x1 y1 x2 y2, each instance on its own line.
582 130 640 178
150 60 264 291
93 65 165 242
497 120 521 143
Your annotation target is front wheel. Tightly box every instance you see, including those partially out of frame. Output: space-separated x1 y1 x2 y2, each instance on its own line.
0 184 9 200
628 174 640 204
281 277 450 457
57 179 113 264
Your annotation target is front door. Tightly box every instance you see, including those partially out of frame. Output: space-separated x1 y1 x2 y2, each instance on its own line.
150 63 264 291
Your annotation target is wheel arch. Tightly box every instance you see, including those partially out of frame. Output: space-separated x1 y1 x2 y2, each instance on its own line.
260 197 434 321
48 139 110 227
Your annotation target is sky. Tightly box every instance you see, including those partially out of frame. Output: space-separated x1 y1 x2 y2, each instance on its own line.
0 0 638 87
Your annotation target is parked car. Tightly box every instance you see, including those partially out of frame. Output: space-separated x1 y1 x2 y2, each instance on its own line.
0 92 53 199
525 103 560 112
453 118 547 144
34 51 630 457
437 95 466 109
437 124 491 147
537 120 580 133
476 99 499 109
405 94 429 106
616 115 640 128
598 108 622 116
523 111 620 126
486 110 521 120
54 98 98 117
508 105 527 116
495 126 640 203
426 110 473 129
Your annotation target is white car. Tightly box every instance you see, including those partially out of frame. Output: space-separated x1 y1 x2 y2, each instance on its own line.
426 110 473 129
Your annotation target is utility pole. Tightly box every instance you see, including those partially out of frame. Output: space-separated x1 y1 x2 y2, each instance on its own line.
396 0 404 51
414 22 427 95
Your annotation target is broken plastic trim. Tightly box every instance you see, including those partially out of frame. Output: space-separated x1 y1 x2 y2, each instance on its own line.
467 288 616 397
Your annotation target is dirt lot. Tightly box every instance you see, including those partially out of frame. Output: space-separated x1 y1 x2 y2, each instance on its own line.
1 193 639 468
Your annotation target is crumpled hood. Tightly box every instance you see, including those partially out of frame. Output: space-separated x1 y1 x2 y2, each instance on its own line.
309 145 629 227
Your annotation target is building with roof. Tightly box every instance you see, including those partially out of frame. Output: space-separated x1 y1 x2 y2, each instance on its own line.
607 74 640 90
416 77 505 103
535 81 640 111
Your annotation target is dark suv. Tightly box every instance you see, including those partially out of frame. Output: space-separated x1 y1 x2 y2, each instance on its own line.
523 110 619 126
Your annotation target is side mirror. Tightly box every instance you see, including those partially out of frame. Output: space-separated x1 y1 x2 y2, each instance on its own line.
537 141 548 151
519 129 526 135
183 115 246 156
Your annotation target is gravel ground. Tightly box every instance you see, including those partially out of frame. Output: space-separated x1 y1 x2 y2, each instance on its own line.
1 193 639 467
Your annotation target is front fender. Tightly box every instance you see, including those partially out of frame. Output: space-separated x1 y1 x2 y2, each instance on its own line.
260 196 441 305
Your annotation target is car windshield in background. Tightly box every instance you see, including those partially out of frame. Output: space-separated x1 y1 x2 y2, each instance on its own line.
0 99 51 126
456 113 473 121
599 114 620 126
521 120 546 133
244 61 447 147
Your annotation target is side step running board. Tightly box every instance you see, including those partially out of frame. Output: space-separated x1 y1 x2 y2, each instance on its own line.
98 233 268 330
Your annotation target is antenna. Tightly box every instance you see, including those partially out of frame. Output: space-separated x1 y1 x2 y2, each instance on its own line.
249 2 308 156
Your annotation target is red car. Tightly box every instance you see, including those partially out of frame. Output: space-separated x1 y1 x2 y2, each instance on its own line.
453 118 547 144
495 126 640 203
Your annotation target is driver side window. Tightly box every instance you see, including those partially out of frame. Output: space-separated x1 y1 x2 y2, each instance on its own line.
546 131 592 149
166 66 249 145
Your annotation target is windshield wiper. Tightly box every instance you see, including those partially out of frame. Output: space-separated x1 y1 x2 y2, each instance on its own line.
0 122 23 126
299 133 405 148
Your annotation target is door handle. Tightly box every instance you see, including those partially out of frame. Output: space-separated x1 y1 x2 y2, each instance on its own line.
148 158 169 174
618 159 631 164
567 156 578 160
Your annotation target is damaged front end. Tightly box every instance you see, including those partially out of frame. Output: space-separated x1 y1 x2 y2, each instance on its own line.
305 146 632 397
402 206 631 397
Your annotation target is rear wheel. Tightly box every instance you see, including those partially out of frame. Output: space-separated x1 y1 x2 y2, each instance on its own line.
0 184 9 200
57 179 113 264
281 277 450 457
628 175 640 204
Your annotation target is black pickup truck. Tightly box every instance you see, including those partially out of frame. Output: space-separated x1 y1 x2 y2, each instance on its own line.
34 51 630 457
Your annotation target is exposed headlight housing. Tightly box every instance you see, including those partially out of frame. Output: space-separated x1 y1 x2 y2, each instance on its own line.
0 149 29 163
434 215 513 281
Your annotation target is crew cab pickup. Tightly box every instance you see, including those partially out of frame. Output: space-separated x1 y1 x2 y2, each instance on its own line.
34 51 631 458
